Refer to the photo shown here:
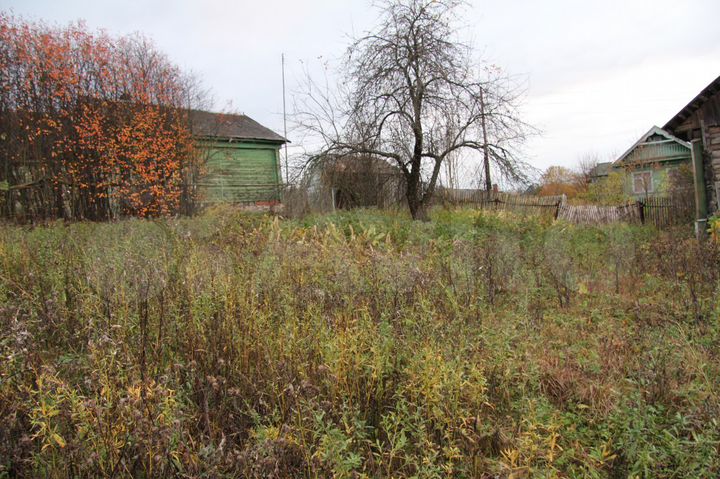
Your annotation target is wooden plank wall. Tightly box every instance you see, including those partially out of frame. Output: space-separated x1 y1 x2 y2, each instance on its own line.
198 143 282 204
705 124 720 214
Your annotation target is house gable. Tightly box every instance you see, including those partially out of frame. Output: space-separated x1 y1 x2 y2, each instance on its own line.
613 126 691 168
612 126 692 198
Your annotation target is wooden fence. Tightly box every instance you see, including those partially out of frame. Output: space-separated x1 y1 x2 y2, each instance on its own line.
435 189 563 219
557 203 641 225
641 195 694 228
437 188 694 228
556 197 693 227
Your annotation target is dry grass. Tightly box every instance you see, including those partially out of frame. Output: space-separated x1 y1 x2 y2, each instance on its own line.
0 207 719 478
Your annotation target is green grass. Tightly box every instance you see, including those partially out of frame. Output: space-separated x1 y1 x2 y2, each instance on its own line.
0 206 719 478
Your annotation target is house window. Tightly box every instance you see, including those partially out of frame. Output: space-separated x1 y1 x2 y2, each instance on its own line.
632 171 653 194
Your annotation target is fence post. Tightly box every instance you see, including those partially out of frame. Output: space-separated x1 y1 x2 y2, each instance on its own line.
636 200 644 225
554 194 566 221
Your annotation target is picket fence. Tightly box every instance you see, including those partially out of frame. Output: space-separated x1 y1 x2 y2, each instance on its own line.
641 195 694 228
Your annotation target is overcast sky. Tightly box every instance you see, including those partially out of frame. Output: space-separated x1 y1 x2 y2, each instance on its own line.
3 0 720 180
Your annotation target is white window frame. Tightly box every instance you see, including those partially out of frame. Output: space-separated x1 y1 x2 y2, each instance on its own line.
632 171 653 194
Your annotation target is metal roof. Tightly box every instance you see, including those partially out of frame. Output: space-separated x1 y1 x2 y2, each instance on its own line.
590 161 611 177
189 109 287 143
664 74 720 132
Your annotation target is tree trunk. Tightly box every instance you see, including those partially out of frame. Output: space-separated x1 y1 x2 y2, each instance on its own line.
408 199 429 221
480 88 492 191
407 189 430 221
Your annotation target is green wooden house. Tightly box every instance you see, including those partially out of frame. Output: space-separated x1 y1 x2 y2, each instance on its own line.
611 126 692 198
189 110 287 205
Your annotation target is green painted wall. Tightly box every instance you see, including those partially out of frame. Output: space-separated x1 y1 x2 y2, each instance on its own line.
196 140 282 204
620 159 691 199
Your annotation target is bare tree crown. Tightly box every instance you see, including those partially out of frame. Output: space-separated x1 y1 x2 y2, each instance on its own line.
296 0 533 220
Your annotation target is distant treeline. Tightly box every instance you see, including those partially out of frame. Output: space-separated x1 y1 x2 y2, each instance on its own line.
0 13 204 221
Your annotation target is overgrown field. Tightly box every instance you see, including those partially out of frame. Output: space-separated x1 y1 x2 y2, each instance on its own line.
1 207 719 478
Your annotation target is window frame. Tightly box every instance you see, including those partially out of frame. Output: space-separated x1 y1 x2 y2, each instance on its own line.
632 171 653 194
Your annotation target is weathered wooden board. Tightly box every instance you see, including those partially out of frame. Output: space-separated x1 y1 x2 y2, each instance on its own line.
557 204 641 225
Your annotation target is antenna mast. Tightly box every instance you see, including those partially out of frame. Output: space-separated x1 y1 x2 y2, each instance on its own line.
282 53 289 185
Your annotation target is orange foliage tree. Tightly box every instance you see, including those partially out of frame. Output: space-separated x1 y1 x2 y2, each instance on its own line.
0 13 203 220
538 165 582 198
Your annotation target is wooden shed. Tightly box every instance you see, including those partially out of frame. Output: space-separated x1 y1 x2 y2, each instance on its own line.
664 74 720 216
189 110 287 205
306 154 405 210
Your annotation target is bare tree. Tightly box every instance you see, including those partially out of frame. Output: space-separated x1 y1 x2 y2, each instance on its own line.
295 0 534 220
576 152 600 189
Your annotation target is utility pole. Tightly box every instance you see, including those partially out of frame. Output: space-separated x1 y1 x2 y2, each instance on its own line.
282 53 289 185
480 87 491 191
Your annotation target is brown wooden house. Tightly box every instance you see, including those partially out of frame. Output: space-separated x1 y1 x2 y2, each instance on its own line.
663 75 720 217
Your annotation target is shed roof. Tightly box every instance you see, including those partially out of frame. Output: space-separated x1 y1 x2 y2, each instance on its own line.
189 110 287 144
323 155 400 175
664 75 720 132
613 126 690 167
